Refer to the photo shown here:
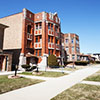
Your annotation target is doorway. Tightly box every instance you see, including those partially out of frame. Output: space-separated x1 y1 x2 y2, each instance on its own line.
0 56 4 71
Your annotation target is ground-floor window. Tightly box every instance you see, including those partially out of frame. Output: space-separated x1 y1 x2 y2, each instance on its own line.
39 49 41 56
72 54 75 60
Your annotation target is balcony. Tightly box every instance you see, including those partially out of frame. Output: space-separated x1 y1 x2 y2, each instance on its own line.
55 32 60 38
27 33 32 41
48 29 54 36
56 44 60 50
34 42 42 49
34 29 42 36
48 43 54 49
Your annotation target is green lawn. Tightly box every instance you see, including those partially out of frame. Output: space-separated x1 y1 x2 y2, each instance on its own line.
21 71 67 77
85 70 100 82
51 84 100 100
0 75 44 94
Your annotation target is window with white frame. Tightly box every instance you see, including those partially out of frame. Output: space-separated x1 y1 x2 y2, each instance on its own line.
65 46 69 52
72 54 75 60
39 22 42 29
51 24 53 30
67 55 69 60
71 38 74 43
76 47 79 53
65 39 68 43
36 50 38 56
27 25 31 33
72 46 74 52
48 36 50 42
48 23 50 29
39 50 41 56
36 23 38 30
77 55 80 61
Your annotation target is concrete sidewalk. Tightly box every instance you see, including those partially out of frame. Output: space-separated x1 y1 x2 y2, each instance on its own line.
0 65 100 100
0 71 23 75
20 74 56 81
39 68 72 74
81 81 100 85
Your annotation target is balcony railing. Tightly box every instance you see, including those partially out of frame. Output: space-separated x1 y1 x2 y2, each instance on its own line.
48 29 54 36
27 33 33 40
34 29 42 35
48 43 54 49
34 42 42 49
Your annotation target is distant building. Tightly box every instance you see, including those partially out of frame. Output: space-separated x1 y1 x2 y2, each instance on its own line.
64 33 80 61
91 53 100 61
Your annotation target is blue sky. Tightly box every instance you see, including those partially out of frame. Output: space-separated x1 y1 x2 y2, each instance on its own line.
0 0 100 54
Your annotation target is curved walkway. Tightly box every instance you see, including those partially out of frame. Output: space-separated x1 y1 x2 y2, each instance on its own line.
0 65 100 100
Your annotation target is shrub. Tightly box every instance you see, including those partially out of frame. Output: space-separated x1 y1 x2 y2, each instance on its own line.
95 61 100 64
64 61 73 65
75 61 89 66
21 65 31 71
48 54 59 68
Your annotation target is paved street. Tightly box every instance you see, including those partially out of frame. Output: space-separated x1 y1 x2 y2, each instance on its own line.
0 65 100 100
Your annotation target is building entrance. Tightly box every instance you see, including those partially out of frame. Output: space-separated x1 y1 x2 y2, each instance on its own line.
0 56 4 71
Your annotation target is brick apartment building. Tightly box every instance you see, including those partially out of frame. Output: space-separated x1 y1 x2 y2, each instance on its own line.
0 24 12 71
0 8 62 70
64 33 80 61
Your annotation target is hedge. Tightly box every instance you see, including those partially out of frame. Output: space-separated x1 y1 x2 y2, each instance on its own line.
64 61 73 65
95 61 100 64
64 61 89 66
75 61 89 66
48 54 59 68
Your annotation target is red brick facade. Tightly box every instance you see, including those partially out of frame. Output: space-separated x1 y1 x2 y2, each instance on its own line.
21 9 61 64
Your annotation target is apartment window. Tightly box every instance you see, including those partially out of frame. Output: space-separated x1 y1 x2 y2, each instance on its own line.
33 50 34 55
48 23 50 29
55 38 58 44
51 50 53 54
72 46 74 52
48 36 50 42
36 23 38 30
39 35 42 42
65 46 68 52
36 50 38 56
65 39 68 43
27 41 31 48
77 55 80 61
67 55 69 60
35 36 38 42
49 49 50 55
55 26 58 32
51 24 53 30
49 13 53 20
39 23 42 29
71 38 74 43
51 36 53 43
76 47 79 53
39 50 41 56
27 25 31 33
72 54 75 60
